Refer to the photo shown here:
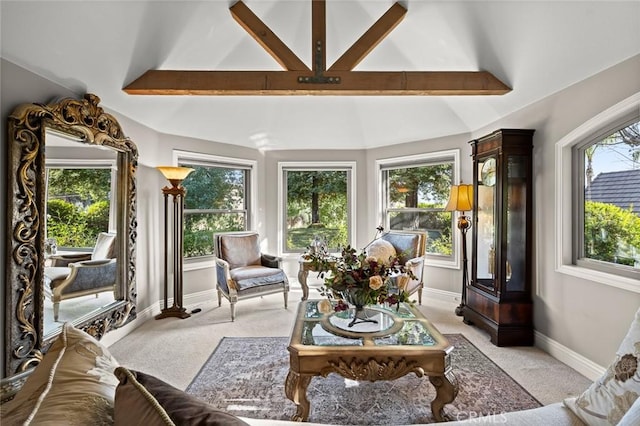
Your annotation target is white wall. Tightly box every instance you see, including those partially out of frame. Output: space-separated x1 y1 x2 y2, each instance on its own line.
260 56 640 370
469 54 640 368
2 55 639 379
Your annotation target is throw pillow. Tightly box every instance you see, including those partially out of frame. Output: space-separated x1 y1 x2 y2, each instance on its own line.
366 239 396 266
114 366 249 426
1 322 119 425
564 308 640 425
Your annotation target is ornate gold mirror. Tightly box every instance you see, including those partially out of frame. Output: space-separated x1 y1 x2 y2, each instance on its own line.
5 94 137 377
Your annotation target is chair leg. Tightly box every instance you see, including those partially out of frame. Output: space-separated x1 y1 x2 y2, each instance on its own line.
53 302 60 322
284 290 289 309
230 302 236 322
217 289 222 307
418 284 423 305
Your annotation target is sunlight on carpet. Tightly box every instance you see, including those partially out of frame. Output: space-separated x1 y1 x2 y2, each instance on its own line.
186 335 540 425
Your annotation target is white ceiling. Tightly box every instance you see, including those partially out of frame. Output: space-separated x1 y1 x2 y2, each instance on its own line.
2 1 639 151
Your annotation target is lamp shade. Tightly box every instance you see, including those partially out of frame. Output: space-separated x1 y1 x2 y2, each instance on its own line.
445 184 473 212
156 166 194 181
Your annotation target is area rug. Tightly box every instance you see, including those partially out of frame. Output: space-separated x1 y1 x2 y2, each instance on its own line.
186 335 541 425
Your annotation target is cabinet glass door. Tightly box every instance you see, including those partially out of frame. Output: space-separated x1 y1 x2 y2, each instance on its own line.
505 155 527 292
476 156 497 291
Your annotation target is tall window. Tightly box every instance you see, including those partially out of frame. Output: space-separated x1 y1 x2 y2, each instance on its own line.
574 118 640 278
378 151 458 265
279 162 355 253
177 152 255 258
46 161 116 249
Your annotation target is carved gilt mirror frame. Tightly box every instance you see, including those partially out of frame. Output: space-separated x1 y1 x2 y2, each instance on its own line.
5 93 137 377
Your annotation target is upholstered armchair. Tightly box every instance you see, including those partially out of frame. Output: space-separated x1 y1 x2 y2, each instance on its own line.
44 232 117 321
213 231 289 321
369 230 427 304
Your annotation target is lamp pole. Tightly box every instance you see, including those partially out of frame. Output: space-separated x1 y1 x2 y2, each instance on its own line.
444 183 473 317
455 214 471 316
155 167 194 320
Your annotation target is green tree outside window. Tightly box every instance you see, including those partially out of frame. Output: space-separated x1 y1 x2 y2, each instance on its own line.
285 170 349 252
46 168 112 248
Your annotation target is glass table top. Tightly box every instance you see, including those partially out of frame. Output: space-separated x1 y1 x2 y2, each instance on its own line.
297 300 440 347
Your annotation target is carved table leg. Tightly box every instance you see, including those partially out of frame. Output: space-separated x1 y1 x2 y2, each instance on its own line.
297 266 309 301
429 370 459 422
285 370 313 421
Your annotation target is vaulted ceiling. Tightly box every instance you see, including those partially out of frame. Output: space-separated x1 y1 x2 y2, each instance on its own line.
2 1 639 150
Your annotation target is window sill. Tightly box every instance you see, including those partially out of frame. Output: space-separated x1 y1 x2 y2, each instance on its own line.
556 264 640 293
425 259 459 269
184 257 215 271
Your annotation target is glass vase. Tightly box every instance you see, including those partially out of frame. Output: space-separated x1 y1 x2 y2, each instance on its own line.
341 288 378 328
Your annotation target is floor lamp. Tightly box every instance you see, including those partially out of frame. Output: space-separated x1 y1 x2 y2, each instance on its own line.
445 183 473 316
155 166 194 320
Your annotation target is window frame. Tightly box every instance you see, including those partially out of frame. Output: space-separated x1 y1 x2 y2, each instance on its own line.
277 161 357 256
376 149 462 269
174 150 257 266
45 158 118 248
572 115 639 280
555 93 640 292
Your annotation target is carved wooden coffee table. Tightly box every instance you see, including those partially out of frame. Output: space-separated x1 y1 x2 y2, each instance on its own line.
285 300 458 422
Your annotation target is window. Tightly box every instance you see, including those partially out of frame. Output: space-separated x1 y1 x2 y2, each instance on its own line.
45 160 117 249
573 118 640 279
176 151 255 258
278 162 356 254
377 150 460 267
556 93 640 291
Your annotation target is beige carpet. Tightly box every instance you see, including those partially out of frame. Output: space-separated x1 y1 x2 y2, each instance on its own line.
107 286 592 407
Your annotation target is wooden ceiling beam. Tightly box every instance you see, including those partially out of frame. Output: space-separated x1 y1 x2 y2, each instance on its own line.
230 0 309 71
329 2 407 71
123 70 511 96
312 0 326 73
123 1 512 96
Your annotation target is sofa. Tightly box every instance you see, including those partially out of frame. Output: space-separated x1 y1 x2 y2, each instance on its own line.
1 308 639 425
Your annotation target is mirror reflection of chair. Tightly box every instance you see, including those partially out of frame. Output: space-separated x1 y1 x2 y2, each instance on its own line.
44 232 117 321
213 231 289 321
374 230 427 304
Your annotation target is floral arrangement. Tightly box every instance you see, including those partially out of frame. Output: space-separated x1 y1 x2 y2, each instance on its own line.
303 226 415 312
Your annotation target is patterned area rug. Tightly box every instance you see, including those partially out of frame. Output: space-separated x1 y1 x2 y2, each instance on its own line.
186 335 541 425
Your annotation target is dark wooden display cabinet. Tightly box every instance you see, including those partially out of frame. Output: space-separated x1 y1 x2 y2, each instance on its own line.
463 129 535 346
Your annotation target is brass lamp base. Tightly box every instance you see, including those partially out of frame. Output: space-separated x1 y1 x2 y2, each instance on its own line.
155 306 191 320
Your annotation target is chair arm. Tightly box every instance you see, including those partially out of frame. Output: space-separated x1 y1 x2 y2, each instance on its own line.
215 258 237 292
49 252 92 267
404 256 424 281
261 253 282 268
54 259 117 296
77 259 113 266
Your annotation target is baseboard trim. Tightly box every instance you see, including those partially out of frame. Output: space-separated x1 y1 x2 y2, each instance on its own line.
101 303 155 347
534 330 606 382
183 289 218 307
102 289 217 347
424 288 605 381
424 287 460 304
